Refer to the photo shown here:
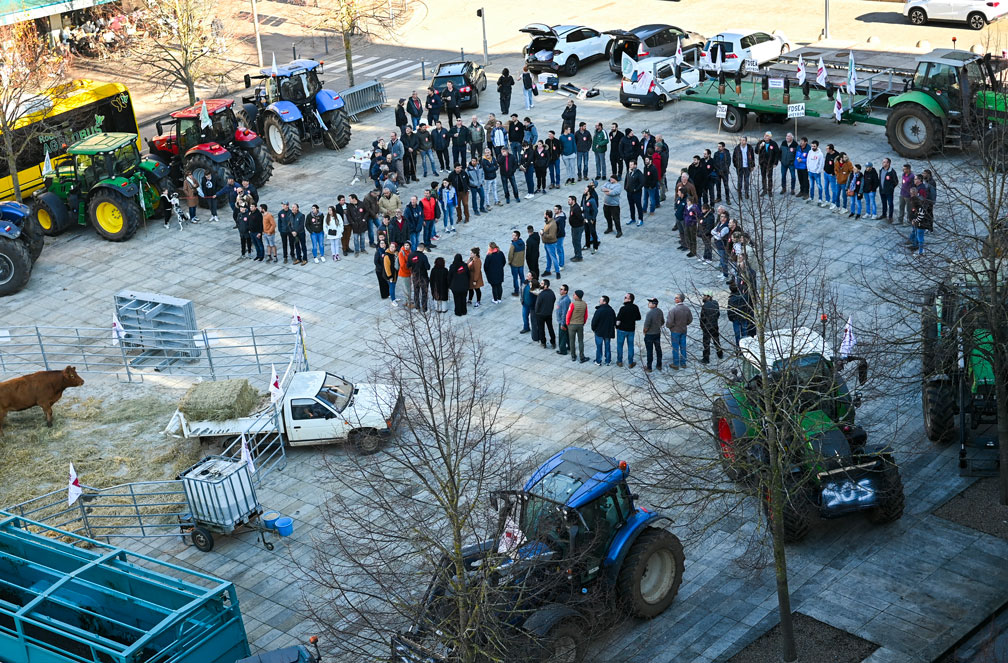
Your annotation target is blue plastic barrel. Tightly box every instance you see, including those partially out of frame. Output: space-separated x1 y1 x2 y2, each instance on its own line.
262 511 281 529
274 517 294 537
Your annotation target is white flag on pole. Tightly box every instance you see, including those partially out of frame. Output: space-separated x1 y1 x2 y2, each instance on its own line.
840 316 857 357
290 305 303 334
271 52 279 77
816 57 827 86
112 309 125 346
240 433 256 475
847 51 858 94
42 149 54 176
674 37 683 66
796 55 806 86
269 363 282 403
834 93 843 122
199 100 212 130
68 463 82 506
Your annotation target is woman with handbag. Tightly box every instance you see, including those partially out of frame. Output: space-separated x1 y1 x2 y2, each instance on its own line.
521 65 537 110
324 205 344 261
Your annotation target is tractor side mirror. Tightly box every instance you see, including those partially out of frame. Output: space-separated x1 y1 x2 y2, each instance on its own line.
244 73 252 88
730 367 739 379
630 493 639 501
155 120 163 136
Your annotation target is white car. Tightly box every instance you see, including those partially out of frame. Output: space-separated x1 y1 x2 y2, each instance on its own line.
903 0 1008 29
699 30 791 73
620 57 701 109
521 24 612 76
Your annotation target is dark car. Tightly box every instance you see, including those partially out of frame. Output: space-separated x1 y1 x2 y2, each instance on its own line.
606 24 705 74
431 61 487 109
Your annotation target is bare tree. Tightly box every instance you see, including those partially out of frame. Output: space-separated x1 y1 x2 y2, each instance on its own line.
128 0 233 105
299 0 402 86
0 23 69 203
617 189 901 662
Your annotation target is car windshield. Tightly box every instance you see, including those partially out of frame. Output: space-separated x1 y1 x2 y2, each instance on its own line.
282 70 322 101
316 373 354 412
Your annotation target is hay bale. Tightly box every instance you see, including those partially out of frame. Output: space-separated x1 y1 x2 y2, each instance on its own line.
178 379 261 421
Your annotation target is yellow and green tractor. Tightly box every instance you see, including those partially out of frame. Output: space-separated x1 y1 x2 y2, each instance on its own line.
31 132 168 242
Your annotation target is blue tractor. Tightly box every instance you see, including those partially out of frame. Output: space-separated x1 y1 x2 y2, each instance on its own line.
0 201 43 296
392 447 685 663
237 59 352 164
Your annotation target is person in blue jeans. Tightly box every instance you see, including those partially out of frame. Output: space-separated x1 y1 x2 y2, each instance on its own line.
664 293 693 369
508 230 525 295
520 273 535 333
643 156 660 214
615 293 641 368
591 295 617 366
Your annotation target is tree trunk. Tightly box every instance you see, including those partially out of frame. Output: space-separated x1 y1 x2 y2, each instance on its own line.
343 30 354 87
997 367 1007 505
0 112 23 203
186 78 196 105
768 427 798 662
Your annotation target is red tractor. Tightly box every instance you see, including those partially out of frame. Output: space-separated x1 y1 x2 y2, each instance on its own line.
147 99 273 205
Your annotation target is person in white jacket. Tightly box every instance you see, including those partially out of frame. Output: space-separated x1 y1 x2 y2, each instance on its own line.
324 205 345 261
806 140 825 204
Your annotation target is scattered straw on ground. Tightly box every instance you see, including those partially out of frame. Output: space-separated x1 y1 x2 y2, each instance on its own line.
0 394 202 510
178 379 263 421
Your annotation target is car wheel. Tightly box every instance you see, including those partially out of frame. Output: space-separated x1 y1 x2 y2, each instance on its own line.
968 11 987 29
655 96 666 111
472 89 479 108
563 56 579 77
908 7 927 24
780 43 790 55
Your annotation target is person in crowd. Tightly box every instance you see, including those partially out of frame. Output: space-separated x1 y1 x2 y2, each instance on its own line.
498 146 521 204
468 115 485 161
608 122 624 180
807 140 824 204
348 194 369 255
402 125 419 183
898 163 915 225
290 203 307 265
497 67 514 114
467 247 484 307
261 203 277 262
615 292 640 368
794 136 809 199
525 224 541 279
425 86 442 126
567 195 585 262
432 120 450 171
756 131 779 197
591 295 616 366
534 279 557 349
565 289 589 363
408 244 431 312
642 297 663 372
306 204 325 263
397 240 413 307
592 122 608 181
482 147 501 205
430 256 450 313
665 293 693 370
732 136 754 200
559 126 577 185
235 200 252 259
484 241 506 303
834 152 853 212
581 183 600 254
521 65 536 109
406 90 423 130
438 178 458 234
382 240 398 303
324 205 343 261
601 174 622 237
700 292 724 363
847 163 864 219
541 210 560 279
508 230 525 296
545 130 562 189
520 273 536 334
624 160 644 226
779 132 798 195
561 99 577 133
417 123 438 179
443 80 461 124
449 253 470 316
555 284 571 356
533 140 549 193
879 157 897 222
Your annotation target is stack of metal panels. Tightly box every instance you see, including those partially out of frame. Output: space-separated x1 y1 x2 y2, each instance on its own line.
113 290 200 368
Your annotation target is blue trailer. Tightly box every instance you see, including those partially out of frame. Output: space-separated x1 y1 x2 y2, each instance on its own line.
0 512 250 663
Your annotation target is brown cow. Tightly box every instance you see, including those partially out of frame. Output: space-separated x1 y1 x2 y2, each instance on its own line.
0 366 84 435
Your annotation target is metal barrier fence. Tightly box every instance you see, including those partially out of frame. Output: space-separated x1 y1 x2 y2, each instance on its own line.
339 79 387 121
0 324 299 382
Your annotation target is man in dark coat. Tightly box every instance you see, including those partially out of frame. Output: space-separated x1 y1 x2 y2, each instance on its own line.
561 100 577 133
732 136 755 200
756 131 780 196
533 279 558 348
608 122 624 180
525 224 541 279
700 292 724 363
590 295 617 366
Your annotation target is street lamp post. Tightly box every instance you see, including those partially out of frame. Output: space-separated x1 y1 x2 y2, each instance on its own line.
477 8 488 66
824 0 831 40
250 0 264 67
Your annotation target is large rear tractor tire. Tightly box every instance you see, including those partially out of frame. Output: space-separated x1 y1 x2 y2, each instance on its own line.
713 399 747 482
88 189 142 241
19 216 44 262
33 192 72 237
981 125 1008 172
540 620 586 663
886 103 940 159
866 462 905 524
616 527 685 618
763 490 812 543
238 142 274 188
322 108 352 150
234 106 255 132
923 381 956 443
263 113 302 164
0 237 32 296
184 153 233 211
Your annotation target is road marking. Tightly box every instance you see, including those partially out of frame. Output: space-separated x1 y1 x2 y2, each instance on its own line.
353 57 407 74
359 59 417 77
382 62 422 79
352 56 381 66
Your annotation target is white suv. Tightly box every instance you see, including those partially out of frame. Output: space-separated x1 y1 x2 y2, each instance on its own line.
903 0 1008 30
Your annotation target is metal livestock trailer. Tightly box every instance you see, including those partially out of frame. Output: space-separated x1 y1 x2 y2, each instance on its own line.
0 512 250 663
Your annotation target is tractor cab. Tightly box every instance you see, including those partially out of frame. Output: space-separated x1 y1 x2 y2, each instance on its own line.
246 59 326 108
909 50 1006 118
64 133 143 193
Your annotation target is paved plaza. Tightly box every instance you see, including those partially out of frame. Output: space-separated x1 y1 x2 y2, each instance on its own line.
4 0 1008 660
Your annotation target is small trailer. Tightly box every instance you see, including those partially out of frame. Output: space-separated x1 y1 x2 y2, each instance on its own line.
0 511 250 663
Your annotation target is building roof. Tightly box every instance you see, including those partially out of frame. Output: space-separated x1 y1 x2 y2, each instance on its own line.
170 99 234 119
66 132 137 155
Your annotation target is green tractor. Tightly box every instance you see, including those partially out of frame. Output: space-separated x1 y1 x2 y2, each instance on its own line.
886 49 1008 160
31 132 169 242
712 327 904 543
921 269 1003 476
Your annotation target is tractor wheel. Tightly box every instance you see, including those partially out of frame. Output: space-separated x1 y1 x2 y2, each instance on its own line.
33 191 72 237
616 527 685 618
541 620 586 663
184 153 233 211
88 189 142 241
921 292 939 377
143 174 170 216
886 103 940 159
349 428 382 455
763 490 812 543
712 399 746 482
19 215 44 263
240 142 274 188
263 113 302 164
720 106 746 133
0 237 31 296
234 106 254 131
866 463 905 525
191 526 215 552
981 126 1008 172
923 381 956 443
322 108 352 150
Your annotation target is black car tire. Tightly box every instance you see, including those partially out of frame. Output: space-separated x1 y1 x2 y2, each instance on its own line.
908 7 927 24
866 463 905 524
191 526 215 552
471 89 479 108
563 56 579 76
968 11 987 29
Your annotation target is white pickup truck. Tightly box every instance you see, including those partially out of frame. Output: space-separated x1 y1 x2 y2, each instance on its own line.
620 56 701 110
167 371 404 454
